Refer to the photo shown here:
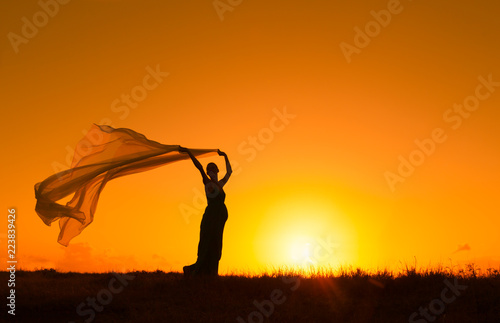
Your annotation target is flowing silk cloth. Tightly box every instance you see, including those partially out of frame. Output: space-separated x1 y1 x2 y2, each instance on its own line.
35 124 217 246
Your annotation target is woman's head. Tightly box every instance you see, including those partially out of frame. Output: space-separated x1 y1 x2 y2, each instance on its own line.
206 162 219 178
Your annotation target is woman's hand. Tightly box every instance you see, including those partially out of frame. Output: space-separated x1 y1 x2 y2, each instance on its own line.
179 146 188 153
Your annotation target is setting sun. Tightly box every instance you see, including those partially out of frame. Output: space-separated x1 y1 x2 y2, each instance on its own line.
252 195 359 271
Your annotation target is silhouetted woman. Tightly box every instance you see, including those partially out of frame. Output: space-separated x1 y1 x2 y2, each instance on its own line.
181 148 232 277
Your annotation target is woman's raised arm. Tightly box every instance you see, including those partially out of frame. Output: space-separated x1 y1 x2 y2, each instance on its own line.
218 150 232 187
180 147 209 183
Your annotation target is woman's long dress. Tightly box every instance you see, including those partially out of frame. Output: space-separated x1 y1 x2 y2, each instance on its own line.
186 181 228 276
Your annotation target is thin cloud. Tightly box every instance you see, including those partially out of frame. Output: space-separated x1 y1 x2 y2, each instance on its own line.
18 254 55 270
55 242 139 273
453 243 471 254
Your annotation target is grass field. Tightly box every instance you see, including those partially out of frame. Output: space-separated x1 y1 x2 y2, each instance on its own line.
2 265 500 323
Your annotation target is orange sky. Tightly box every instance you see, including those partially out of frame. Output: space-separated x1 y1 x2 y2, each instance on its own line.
1 0 499 274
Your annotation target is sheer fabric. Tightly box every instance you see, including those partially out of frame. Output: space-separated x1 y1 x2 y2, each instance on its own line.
34 124 217 246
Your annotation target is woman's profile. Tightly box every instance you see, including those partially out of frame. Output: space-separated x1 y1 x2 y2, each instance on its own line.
180 147 232 277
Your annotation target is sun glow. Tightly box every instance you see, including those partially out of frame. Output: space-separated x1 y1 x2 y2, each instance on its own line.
254 193 359 271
